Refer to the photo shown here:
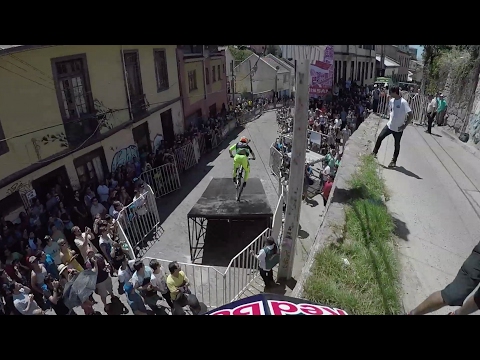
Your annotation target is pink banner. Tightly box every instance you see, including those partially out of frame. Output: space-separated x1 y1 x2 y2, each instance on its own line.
309 45 334 98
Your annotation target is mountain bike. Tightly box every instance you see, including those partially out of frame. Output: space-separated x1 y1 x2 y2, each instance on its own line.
235 157 255 201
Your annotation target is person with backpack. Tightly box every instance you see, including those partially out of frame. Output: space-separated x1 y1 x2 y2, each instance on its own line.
250 236 279 289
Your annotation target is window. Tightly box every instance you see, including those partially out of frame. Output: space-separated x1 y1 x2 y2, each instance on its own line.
223 63 226 75
212 66 216 82
218 65 221 80
205 67 210 85
364 62 368 80
283 73 288 83
123 50 146 118
370 62 374 79
52 54 96 146
342 60 347 81
182 45 203 55
0 118 9 156
357 62 360 80
54 57 92 120
73 147 108 188
350 61 354 80
188 70 198 92
154 49 169 92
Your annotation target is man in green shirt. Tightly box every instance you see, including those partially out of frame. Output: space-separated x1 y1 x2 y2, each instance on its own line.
436 93 448 126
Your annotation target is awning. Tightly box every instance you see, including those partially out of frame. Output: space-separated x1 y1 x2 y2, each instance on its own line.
375 55 400 68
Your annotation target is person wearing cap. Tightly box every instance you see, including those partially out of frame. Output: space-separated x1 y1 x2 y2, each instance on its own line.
436 93 448 126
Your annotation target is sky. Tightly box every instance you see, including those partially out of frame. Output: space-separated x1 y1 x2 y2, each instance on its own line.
410 45 424 58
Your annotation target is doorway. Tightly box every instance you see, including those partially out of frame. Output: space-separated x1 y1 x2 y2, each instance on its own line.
160 109 175 148
73 148 108 190
31 165 71 203
132 121 151 155
209 104 217 118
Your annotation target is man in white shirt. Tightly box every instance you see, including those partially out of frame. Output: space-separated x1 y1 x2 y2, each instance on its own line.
426 94 437 134
11 283 41 315
372 86 413 168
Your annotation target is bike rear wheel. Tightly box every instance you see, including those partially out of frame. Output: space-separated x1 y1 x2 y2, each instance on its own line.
236 166 244 201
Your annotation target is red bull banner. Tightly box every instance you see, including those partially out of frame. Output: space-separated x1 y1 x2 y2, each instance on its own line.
309 45 334 98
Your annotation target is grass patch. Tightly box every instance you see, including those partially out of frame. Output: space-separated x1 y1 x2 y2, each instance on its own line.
303 155 401 315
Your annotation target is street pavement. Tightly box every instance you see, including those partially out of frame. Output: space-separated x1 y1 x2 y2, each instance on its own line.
375 119 480 315
65 110 325 315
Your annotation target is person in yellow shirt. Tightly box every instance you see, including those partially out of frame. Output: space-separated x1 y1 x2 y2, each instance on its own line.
58 239 83 272
166 262 189 302
166 261 203 315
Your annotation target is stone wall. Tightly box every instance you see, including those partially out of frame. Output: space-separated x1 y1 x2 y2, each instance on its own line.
291 115 382 297
442 61 480 148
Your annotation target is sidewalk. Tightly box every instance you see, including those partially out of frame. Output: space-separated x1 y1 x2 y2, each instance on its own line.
375 119 480 314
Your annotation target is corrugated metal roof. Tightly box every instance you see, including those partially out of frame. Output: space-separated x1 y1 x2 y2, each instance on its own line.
375 55 400 67
0 45 23 50
262 57 289 73
265 54 293 72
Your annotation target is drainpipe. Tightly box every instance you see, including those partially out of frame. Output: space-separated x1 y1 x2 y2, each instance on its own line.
203 47 208 118
121 45 133 121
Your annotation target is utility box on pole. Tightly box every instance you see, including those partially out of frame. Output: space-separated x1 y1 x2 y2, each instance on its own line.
277 59 309 281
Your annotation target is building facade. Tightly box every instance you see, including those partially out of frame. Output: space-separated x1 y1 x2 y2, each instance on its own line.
333 45 376 86
177 45 228 127
0 45 183 221
234 53 293 99
377 45 412 83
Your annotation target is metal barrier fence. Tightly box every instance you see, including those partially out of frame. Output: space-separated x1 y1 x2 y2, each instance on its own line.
409 93 429 123
142 256 226 309
269 145 283 177
174 142 198 173
140 163 181 198
116 184 163 259
224 228 273 302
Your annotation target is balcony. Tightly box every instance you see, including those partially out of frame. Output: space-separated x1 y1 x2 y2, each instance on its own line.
63 115 100 147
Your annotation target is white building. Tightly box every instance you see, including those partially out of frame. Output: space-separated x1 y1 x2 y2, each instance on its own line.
234 53 293 99
333 45 377 86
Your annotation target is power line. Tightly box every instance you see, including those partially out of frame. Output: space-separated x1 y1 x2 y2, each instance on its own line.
235 46 269 83
0 87 229 143
0 64 56 91
9 54 55 81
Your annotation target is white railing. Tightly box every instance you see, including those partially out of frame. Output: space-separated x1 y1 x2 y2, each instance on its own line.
269 145 283 177
142 257 226 309
116 184 163 258
377 95 390 119
141 163 181 199
224 228 272 302
409 93 429 123
174 142 198 173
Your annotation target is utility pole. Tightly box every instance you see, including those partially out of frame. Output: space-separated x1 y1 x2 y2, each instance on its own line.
380 45 386 77
249 60 254 101
231 60 236 107
277 59 309 281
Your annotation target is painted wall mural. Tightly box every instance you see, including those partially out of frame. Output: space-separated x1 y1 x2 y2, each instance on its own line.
94 99 116 130
111 145 139 172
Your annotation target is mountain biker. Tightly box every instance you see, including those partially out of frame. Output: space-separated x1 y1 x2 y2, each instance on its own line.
229 136 256 187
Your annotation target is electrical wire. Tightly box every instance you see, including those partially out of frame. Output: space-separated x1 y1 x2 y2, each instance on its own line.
235 45 269 83
28 119 104 165
0 64 56 91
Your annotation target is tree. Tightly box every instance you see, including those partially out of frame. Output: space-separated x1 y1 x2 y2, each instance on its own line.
228 45 253 63
266 45 281 57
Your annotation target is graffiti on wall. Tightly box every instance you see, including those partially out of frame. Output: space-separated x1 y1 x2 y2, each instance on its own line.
153 134 164 153
94 99 116 130
111 145 139 172
41 133 69 148
6 180 33 196
469 99 480 144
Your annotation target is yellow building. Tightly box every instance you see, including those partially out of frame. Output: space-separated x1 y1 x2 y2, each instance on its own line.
0 45 184 221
